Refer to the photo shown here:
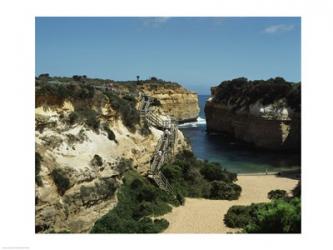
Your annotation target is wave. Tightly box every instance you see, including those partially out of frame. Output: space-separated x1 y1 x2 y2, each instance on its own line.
178 117 206 128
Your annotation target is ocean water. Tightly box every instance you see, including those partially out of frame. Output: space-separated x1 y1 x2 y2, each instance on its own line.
179 95 301 173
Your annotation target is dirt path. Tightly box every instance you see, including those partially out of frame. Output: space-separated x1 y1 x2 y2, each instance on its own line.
162 175 298 233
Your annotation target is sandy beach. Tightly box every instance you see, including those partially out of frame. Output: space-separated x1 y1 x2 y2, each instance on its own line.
162 175 299 233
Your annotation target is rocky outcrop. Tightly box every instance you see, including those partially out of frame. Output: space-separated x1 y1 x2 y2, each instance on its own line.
205 79 301 151
35 90 190 233
138 84 199 123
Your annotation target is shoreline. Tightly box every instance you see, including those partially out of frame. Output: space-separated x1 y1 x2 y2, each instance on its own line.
161 175 299 233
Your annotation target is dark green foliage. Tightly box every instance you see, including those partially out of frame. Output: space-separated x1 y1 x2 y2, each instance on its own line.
103 125 117 141
267 189 288 200
91 170 178 233
176 193 185 205
104 92 140 131
68 109 100 131
91 154 103 167
80 178 118 207
244 198 301 233
68 112 79 125
150 98 161 107
209 181 241 200
292 181 301 198
213 77 301 112
224 198 301 233
36 82 95 100
224 205 255 228
161 151 240 200
116 158 133 174
35 152 43 186
51 168 70 195
200 163 237 182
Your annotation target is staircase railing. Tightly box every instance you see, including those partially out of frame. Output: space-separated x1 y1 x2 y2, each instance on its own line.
138 94 179 194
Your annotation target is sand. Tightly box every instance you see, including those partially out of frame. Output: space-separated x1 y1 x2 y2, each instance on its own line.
162 175 298 233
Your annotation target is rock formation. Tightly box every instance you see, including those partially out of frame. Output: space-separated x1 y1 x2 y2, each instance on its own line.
137 84 199 123
35 80 192 233
205 78 301 151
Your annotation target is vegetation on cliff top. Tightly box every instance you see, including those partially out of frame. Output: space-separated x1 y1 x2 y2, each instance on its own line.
212 77 301 112
224 182 301 233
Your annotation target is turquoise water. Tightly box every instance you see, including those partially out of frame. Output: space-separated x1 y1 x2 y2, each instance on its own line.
178 95 301 173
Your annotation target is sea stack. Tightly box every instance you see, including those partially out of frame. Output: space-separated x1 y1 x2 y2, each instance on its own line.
205 77 301 151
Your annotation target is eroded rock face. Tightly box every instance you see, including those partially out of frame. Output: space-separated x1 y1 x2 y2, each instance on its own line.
205 97 300 151
138 85 200 122
35 94 190 233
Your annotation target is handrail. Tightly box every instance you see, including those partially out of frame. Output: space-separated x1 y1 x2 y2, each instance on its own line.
137 94 179 194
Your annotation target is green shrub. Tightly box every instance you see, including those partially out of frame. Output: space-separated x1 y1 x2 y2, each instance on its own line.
224 198 301 233
91 170 178 233
200 163 237 182
105 92 140 131
209 181 241 200
244 198 301 233
91 154 103 167
292 181 301 198
35 152 43 186
103 125 117 141
68 112 79 125
51 168 70 195
161 151 240 200
224 205 254 228
68 109 100 131
267 189 288 200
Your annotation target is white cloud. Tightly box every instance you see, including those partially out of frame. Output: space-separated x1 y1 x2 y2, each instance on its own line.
143 17 172 27
264 24 295 34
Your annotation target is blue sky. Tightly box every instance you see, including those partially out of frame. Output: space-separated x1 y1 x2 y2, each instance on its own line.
36 17 301 94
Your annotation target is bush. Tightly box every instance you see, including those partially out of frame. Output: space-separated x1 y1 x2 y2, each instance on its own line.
91 154 103 167
267 189 287 200
103 125 117 141
35 152 43 186
200 163 237 182
292 181 301 198
209 181 241 200
224 198 301 233
91 170 179 233
68 109 100 131
51 168 70 195
68 112 79 125
224 205 254 228
161 151 240 200
105 92 140 131
244 198 301 233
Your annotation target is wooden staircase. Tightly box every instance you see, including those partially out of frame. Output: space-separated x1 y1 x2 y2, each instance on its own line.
139 94 178 194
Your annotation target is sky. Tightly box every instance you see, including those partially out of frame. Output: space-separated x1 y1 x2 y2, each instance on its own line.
36 17 301 94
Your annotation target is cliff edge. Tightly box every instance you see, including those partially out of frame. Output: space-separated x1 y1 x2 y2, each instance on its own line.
35 77 192 233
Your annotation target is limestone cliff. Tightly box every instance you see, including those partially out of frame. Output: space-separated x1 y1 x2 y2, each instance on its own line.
205 78 301 151
137 84 199 123
35 83 190 233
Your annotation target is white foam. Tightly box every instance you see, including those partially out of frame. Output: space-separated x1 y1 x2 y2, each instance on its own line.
178 117 206 128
